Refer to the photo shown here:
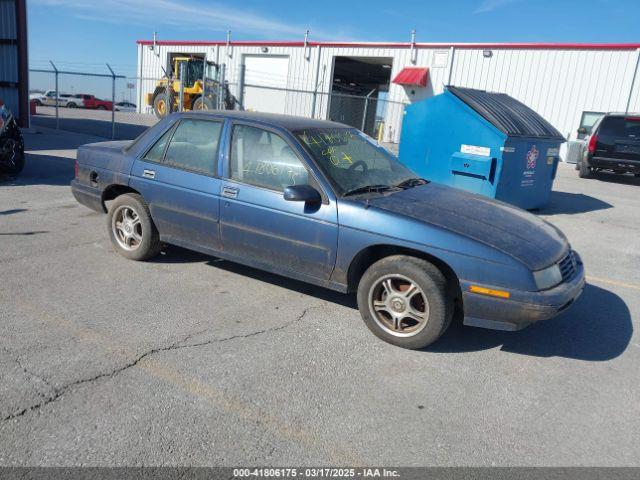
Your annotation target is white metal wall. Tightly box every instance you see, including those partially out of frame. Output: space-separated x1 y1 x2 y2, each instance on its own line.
137 43 640 147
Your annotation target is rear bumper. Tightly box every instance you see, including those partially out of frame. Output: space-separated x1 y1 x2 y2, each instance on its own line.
587 155 640 173
460 258 585 331
70 179 104 213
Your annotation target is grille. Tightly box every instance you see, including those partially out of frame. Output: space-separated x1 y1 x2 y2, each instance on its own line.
558 251 577 282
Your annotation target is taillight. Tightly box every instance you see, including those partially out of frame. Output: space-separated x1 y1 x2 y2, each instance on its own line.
74 159 79 178
587 134 597 154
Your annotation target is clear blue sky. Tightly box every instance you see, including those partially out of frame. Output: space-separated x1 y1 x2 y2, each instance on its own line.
27 0 640 98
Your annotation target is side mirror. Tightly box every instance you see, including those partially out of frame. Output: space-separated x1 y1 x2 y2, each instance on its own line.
577 127 587 135
283 184 321 203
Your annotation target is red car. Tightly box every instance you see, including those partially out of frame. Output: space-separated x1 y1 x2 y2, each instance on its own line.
73 94 113 111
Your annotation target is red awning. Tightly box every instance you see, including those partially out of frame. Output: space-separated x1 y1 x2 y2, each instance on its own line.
392 67 429 87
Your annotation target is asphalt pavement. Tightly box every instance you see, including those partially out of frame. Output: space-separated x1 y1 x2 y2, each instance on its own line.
0 127 638 466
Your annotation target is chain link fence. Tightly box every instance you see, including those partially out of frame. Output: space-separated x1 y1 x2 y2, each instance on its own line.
28 62 407 149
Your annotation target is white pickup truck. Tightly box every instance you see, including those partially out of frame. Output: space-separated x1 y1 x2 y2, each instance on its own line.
30 90 73 107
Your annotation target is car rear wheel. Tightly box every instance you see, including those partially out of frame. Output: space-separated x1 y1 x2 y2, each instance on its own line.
67 102 77 108
107 194 161 261
357 255 453 349
0 138 25 175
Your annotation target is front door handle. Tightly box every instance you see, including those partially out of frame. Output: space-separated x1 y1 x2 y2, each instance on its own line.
222 186 239 198
143 169 156 179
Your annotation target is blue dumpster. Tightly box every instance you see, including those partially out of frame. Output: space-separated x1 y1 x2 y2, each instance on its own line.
398 86 565 209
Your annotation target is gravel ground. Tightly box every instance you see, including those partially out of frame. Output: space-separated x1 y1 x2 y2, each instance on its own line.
0 127 638 466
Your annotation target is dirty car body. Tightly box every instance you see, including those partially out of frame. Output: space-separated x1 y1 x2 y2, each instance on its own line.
71 111 585 348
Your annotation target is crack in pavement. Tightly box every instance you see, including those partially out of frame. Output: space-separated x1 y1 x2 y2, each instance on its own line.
0 345 57 401
1 307 313 424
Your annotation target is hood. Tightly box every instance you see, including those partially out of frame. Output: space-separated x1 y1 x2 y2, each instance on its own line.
362 183 567 270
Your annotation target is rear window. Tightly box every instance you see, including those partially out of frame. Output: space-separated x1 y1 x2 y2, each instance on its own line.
599 116 640 138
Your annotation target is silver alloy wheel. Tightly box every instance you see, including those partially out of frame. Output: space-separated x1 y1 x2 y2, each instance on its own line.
112 205 143 251
368 274 430 337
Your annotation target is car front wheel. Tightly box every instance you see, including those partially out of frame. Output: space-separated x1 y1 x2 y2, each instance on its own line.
357 255 453 349
107 193 161 261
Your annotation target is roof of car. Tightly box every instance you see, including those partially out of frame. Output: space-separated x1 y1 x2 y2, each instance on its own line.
178 110 348 131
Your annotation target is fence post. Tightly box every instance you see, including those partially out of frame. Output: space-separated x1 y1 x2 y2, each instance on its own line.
106 64 116 139
218 63 226 109
237 63 245 110
166 65 172 116
49 61 59 130
201 55 206 108
361 88 376 133
179 61 186 112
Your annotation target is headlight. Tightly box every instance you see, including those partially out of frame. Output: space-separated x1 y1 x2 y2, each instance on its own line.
533 264 563 290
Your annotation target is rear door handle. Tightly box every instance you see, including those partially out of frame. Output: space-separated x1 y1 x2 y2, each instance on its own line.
143 169 155 179
222 186 239 198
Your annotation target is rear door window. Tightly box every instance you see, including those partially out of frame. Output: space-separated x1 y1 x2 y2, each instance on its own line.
143 127 174 163
163 119 223 175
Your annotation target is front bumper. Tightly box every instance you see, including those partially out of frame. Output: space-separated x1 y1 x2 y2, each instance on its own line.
460 258 585 331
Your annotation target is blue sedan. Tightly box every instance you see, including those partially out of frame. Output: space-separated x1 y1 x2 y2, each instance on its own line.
71 111 585 349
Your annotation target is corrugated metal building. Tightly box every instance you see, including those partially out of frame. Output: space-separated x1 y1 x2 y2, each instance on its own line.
0 0 28 127
136 39 640 153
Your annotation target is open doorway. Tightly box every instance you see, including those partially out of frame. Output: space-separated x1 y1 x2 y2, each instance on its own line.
329 56 393 136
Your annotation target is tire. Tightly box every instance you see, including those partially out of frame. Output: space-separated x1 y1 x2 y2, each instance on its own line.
578 159 591 178
67 102 77 108
153 92 174 119
0 138 25 175
33 99 42 107
357 255 453 350
97 105 106 110
107 193 161 261
191 96 214 111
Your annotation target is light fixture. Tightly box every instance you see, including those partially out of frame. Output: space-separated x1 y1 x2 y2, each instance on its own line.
483 50 493 58
382 64 392 69
261 46 269 53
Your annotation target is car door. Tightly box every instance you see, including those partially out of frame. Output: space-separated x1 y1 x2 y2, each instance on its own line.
219 122 338 281
129 117 225 252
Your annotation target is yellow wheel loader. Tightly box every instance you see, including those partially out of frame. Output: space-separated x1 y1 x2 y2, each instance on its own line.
147 56 237 119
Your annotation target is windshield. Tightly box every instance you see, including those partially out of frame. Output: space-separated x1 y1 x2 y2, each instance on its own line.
295 128 419 196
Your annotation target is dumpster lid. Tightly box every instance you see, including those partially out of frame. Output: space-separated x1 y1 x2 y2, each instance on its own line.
447 86 565 140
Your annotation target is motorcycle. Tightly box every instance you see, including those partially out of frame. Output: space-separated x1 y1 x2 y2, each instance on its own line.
0 107 25 176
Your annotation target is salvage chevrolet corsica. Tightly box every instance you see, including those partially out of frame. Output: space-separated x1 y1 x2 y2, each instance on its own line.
71 111 585 349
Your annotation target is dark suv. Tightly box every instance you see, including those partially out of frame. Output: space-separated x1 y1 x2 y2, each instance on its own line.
578 113 640 178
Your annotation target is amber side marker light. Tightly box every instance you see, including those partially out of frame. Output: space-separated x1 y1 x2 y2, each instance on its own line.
469 285 511 299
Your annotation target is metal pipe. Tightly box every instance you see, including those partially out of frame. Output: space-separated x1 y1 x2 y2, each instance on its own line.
304 30 310 60
410 29 416 65
625 48 640 113
446 46 456 87
311 45 322 118
106 63 116 139
226 30 232 58
238 63 246 110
